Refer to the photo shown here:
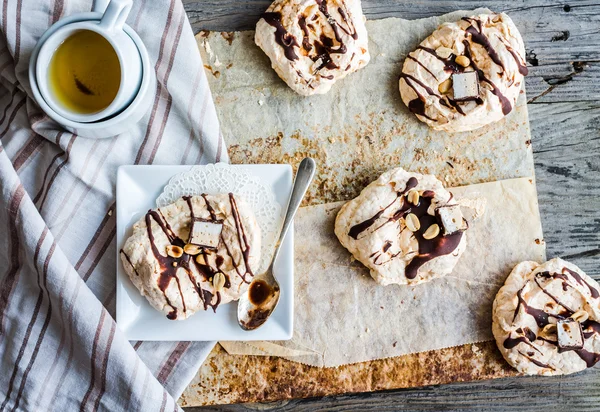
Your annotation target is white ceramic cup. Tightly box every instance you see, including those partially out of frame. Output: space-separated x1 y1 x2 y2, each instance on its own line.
29 7 156 139
36 0 142 123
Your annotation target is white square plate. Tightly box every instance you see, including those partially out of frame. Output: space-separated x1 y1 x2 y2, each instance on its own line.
116 164 293 341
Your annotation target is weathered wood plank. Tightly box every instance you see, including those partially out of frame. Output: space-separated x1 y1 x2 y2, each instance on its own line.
530 101 600 278
183 0 600 103
187 368 600 411
181 1 600 409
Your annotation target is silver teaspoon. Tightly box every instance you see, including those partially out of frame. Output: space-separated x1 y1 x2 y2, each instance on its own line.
237 158 316 331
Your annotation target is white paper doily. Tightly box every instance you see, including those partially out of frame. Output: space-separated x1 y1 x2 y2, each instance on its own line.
156 163 282 272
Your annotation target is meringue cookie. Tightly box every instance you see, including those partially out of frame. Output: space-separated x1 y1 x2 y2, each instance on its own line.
255 0 370 96
120 194 261 320
492 258 600 375
399 12 528 132
334 168 467 286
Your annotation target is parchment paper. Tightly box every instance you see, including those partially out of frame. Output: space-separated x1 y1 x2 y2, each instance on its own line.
197 9 542 368
222 177 545 367
197 8 533 206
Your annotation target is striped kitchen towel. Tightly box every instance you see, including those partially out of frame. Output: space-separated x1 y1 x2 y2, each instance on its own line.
0 0 225 410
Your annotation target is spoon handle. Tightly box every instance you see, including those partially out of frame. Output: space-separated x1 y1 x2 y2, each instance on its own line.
271 158 316 265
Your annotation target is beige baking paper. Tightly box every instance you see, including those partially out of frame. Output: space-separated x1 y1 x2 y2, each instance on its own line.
222 177 545 367
197 8 533 206
197 8 541 367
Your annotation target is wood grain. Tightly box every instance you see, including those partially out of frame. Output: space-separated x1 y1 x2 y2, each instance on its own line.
183 0 599 104
181 0 600 409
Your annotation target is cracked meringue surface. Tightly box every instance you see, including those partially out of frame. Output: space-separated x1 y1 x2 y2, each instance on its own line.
120 194 261 320
255 0 370 96
492 258 600 375
334 168 467 286
399 12 528 132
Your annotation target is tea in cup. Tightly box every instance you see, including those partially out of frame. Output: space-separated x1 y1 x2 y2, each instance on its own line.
36 0 141 123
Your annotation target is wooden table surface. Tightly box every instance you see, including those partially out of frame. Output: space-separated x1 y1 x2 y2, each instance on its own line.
181 1 600 410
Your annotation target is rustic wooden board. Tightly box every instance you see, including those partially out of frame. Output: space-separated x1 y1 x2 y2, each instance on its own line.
180 0 600 409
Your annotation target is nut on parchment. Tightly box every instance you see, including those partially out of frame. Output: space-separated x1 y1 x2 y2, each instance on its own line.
455 55 471 67
184 244 202 256
405 213 420 232
423 223 440 240
438 78 453 94
213 272 226 292
166 245 183 258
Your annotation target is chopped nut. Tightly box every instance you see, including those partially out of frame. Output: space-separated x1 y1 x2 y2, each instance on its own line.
455 55 471 67
438 78 453 94
407 189 420 206
405 213 420 232
195 254 206 265
540 323 557 339
571 310 589 323
435 46 454 59
172 262 178 267
213 272 226 292
183 244 202 256
166 245 183 258
423 223 440 240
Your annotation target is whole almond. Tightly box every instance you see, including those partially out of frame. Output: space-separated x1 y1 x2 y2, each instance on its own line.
213 272 226 292
438 78 453 94
405 213 420 232
455 55 471 67
407 189 420 205
423 224 440 240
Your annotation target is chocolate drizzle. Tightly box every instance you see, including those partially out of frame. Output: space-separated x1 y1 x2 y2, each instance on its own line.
120 250 140 276
563 267 599 298
417 46 461 73
503 327 539 352
145 211 187 319
574 349 600 368
229 193 255 283
463 17 529 76
139 194 257 318
402 198 463 279
518 351 555 370
407 55 438 80
582 320 600 340
402 52 475 118
298 16 312 51
261 12 299 61
463 19 506 71
506 267 600 369
347 177 463 280
277 0 359 78
348 177 418 239
463 40 512 115
403 15 528 120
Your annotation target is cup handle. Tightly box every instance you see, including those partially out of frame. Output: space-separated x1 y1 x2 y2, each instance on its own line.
99 0 132 32
92 0 110 13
